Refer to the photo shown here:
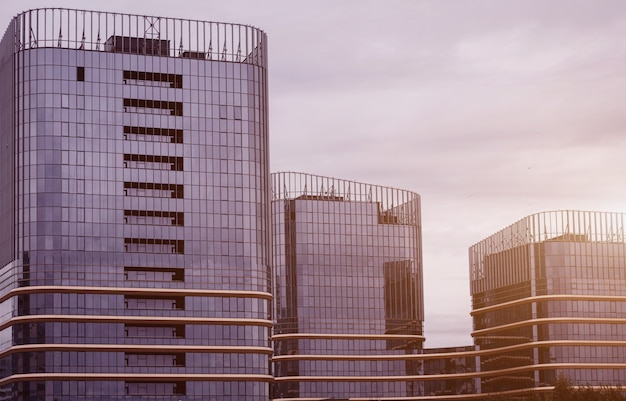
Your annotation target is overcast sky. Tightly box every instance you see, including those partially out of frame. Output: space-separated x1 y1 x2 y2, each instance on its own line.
4 1 626 347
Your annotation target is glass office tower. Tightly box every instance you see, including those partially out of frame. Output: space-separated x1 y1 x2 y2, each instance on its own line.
470 211 626 396
0 8 271 401
271 172 424 400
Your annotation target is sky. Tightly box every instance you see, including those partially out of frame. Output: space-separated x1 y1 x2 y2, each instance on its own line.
4 0 626 347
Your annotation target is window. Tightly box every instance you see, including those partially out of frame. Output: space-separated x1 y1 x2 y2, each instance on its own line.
124 266 184 282
123 182 184 198
219 105 228 119
123 125 183 143
123 154 184 171
123 98 183 116
123 70 183 88
124 238 185 254
124 210 184 226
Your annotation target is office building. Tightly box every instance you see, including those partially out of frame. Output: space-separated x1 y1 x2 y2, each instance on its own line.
470 210 626 397
3 8 626 401
271 172 424 399
0 8 271 400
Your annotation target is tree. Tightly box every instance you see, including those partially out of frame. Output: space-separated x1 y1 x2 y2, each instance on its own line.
551 375 574 401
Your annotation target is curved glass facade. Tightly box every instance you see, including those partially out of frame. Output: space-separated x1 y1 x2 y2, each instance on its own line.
0 8 270 400
470 210 626 395
271 172 424 399
3 9 626 401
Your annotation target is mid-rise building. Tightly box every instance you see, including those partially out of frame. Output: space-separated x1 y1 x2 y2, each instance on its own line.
470 210 626 397
271 172 424 399
0 8 271 400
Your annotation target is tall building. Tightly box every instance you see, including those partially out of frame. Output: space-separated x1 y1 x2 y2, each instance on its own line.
470 210 626 397
0 8 271 401
271 172 424 400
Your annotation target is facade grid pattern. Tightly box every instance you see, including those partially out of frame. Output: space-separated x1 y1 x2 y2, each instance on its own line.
470 210 626 396
271 172 425 399
0 8 271 401
2 8 626 401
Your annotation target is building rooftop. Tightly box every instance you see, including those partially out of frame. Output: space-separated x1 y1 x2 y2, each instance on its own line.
5 8 266 66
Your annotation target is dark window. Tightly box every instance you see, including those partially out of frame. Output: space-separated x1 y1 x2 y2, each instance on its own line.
123 182 184 199
123 154 184 171
123 70 183 88
124 210 184 226
77 66 85 81
123 98 183 116
123 126 183 143
124 238 185 254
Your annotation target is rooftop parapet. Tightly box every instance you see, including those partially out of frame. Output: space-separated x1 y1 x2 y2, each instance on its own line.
469 210 626 284
272 171 421 226
6 8 267 66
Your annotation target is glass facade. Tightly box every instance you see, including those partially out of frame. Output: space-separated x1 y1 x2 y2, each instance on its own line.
0 8 271 401
4 9 626 401
422 346 480 397
470 211 626 397
271 172 424 399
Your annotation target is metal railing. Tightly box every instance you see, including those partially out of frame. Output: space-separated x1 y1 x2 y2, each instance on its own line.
271 171 421 225
7 8 267 66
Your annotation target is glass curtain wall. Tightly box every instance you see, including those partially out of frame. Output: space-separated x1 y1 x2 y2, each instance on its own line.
0 8 271 401
470 210 626 396
271 172 424 399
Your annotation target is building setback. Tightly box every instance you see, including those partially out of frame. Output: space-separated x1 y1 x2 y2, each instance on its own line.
470 210 626 397
271 172 424 399
0 8 271 400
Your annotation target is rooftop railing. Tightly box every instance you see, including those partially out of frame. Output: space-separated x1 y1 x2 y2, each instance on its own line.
7 8 267 67
271 171 421 225
470 210 626 282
